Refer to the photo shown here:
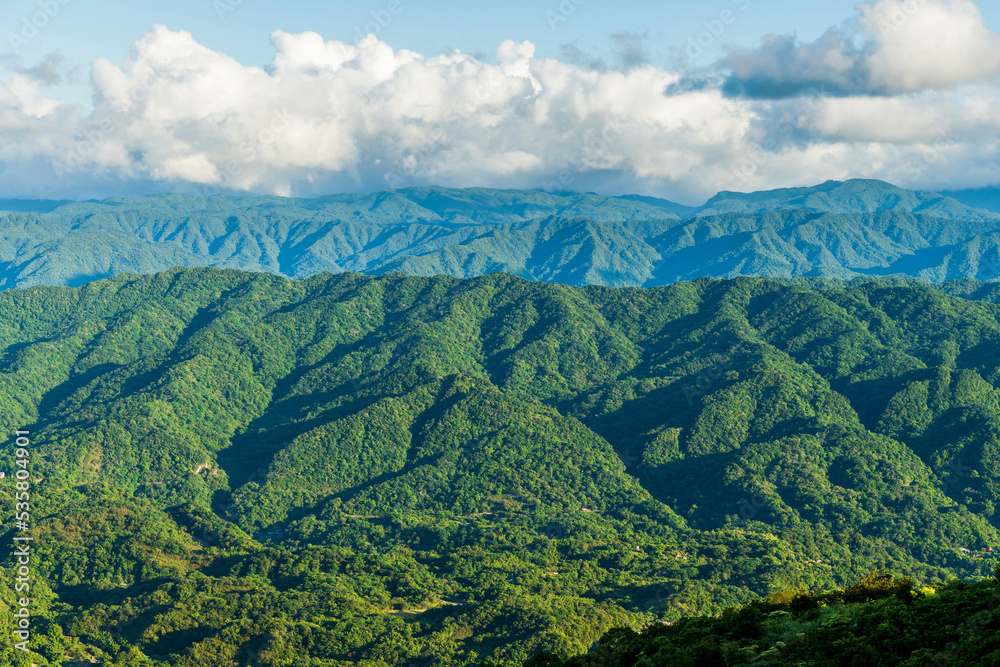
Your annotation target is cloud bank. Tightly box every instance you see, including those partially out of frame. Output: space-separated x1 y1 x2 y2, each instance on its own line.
721 0 1000 97
0 0 999 202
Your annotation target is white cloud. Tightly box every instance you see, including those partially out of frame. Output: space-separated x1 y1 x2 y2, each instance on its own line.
0 13 998 202
722 0 1000 97
14 26 762 200
861 0 1000 92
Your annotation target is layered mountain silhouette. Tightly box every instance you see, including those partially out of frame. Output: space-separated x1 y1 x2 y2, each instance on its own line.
4 179 1000 289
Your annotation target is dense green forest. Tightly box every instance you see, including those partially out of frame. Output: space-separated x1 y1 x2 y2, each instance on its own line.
526 571 1000 666
7 179 1000 290
2 267 1000 664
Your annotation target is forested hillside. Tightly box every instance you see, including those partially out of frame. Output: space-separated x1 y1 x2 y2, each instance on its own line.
1 268 1000 664
5 180 1000 290
528 571 1000 666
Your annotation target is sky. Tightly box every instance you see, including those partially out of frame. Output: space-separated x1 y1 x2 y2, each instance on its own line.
1 0 999 203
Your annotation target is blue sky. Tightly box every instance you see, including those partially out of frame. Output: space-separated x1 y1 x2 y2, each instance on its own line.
1 0 999 202
2 0 892 89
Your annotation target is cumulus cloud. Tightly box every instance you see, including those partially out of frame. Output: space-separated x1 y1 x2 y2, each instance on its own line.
0 14 999 202
722 0 1000 98
720 31 868 98
0 25 758 200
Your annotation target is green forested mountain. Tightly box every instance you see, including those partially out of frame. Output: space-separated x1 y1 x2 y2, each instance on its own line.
527 571 1000 666
4 180 1000 290
2 268 1000 664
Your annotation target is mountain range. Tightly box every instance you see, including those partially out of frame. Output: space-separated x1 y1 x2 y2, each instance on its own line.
6 179 1000 290
5 267 1000 664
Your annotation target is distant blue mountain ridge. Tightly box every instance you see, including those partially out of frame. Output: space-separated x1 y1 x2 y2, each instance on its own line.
4 178 1000 289
942 186 1000 214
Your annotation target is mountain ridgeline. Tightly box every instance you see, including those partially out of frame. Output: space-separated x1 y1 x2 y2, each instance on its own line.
2 268 1000 664
6 179 1000 290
